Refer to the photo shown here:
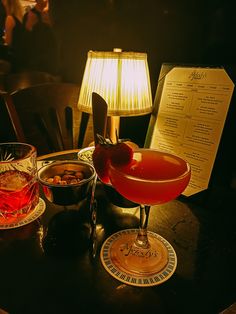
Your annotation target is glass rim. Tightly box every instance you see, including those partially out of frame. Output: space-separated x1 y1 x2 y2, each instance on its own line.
109 148 191 184
0 142 37 164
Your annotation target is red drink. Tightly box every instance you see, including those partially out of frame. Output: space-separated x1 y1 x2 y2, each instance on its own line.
108 149 191 205
0 170 39 218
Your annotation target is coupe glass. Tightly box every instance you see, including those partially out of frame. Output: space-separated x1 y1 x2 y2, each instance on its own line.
100 148 191 287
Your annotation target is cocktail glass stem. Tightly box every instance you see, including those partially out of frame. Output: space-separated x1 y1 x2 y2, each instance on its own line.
134 204 151 249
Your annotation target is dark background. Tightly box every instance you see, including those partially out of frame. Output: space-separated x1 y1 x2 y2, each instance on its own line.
48 0 236 88
1 0 235 92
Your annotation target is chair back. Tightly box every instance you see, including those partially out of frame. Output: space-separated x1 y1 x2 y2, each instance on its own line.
0 59 11 74
2 71 61 93
0 59 11 92
2 82 83 155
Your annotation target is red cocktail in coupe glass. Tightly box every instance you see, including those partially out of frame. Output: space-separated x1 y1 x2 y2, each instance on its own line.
0 143 39 220
100 148 191 287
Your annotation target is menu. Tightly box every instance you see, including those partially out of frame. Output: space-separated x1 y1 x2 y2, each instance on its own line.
145 65 235 196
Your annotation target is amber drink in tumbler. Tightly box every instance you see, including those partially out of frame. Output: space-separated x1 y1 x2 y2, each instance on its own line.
0 143 39 219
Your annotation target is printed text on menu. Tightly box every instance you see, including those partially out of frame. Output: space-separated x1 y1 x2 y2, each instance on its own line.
149 67 234 196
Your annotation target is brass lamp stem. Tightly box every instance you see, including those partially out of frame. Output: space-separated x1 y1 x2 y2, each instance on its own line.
108 116 120 143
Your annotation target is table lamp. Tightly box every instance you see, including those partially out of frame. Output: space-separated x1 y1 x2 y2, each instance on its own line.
77 49 153 143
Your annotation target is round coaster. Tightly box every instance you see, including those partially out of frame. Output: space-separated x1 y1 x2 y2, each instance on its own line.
100 228 177 287
0 198 46 229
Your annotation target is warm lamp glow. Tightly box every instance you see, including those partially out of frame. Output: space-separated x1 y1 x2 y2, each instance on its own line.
78 50 153 141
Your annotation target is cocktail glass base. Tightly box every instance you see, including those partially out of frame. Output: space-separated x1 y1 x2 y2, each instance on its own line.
100 228 177 287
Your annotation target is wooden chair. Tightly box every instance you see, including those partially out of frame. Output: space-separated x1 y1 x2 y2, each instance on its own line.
0 59 11 74
1 82 89 155
1 71 61 93
0 59 11 91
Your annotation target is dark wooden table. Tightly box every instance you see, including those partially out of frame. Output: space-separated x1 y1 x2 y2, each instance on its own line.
0 150 235 314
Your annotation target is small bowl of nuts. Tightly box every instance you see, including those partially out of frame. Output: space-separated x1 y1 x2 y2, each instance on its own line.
38 160 95 205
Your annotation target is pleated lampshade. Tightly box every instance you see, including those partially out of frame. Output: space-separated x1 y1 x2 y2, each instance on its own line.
78 49 153 141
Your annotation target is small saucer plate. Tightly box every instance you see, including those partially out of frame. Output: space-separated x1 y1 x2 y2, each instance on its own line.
77 146 95 164
0 198 46 230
